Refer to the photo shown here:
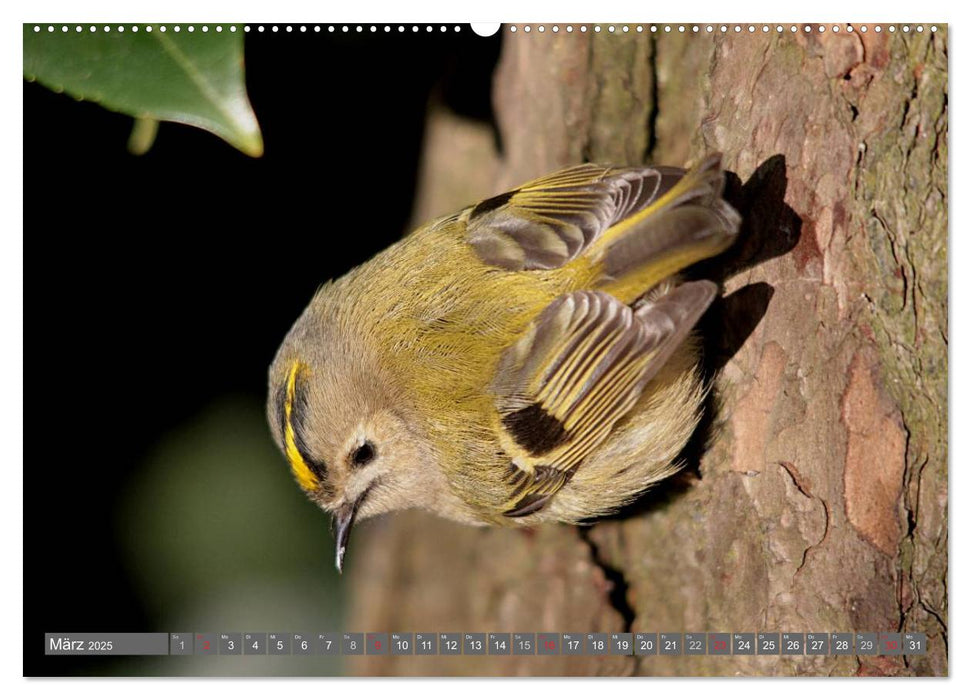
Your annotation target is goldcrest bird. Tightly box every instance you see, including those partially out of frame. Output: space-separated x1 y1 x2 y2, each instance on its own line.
267 153 740 571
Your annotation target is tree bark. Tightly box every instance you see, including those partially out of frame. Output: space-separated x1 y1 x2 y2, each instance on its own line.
347 25 948 676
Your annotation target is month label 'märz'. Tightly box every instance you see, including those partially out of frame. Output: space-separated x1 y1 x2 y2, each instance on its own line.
45 633 169 656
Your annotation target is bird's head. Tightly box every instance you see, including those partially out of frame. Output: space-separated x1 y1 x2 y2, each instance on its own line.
266 304 430 572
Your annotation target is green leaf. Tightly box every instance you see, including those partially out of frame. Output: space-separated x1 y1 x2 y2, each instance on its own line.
23 25 263 156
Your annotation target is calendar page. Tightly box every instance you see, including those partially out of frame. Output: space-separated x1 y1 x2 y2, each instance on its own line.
22 19 948 679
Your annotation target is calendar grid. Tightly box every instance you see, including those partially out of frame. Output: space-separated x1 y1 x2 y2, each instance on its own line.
44 631 927 657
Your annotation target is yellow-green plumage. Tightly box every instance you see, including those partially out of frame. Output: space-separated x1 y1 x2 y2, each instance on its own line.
268 153 740 569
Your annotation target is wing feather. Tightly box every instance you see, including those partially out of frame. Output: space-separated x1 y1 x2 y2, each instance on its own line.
492 282 717 516
465 155 735 273
466 164 676 270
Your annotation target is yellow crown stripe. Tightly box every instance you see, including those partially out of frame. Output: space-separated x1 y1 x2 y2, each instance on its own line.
284 361 320 491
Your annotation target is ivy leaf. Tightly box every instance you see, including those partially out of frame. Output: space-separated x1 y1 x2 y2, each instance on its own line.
24 25 263 157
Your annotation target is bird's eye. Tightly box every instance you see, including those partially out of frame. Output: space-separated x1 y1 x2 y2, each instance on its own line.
352 441 376 467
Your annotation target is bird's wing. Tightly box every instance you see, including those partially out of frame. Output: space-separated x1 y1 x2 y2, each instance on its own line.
492 282 716 517
464 154 734 271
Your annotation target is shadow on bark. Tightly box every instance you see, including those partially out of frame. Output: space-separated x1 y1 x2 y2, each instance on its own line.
606 154 799 521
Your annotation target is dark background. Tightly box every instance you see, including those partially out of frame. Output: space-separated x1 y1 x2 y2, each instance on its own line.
24 26 501 676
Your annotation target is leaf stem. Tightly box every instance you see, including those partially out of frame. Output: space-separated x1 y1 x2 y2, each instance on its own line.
128 117 159 156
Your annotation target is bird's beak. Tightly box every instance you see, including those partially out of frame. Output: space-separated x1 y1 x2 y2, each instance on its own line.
334 493 364 574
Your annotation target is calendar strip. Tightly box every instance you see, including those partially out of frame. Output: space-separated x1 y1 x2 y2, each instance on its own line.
45 631 927 656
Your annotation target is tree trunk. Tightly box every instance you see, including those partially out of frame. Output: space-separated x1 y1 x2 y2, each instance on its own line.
347 25 948 676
